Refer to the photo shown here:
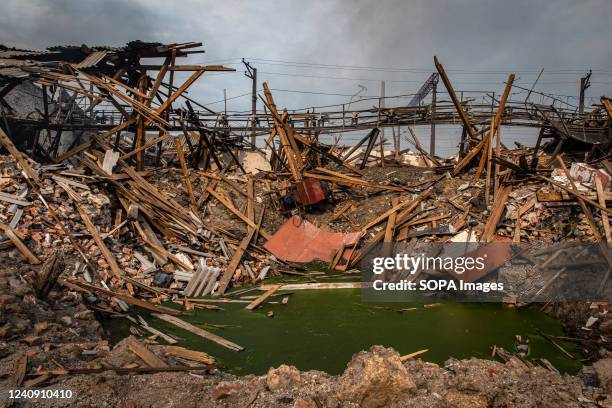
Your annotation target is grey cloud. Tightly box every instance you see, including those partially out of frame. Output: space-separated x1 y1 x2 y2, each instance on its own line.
1 0 611 112
0 0 164 49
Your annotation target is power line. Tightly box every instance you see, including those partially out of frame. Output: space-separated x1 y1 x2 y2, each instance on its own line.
257 71 612 87
258 71 426 83
201 91 252 106
271 88 378 97
246 57 612 75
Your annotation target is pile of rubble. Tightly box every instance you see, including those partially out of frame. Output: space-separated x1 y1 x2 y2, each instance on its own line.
0 40 611 400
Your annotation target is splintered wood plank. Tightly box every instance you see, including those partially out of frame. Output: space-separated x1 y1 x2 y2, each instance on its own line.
75 202 122 277
133 219 168 261
349 189 432 266
126 336 168 368
259 282 365 290
101 150 120 174
140 324 178 344
292 132 364 176
165 346 215 365
516 197 537 218
35 250 63 298
0 224 40 264
146 56 170 104
452 138 485 176
400 349 429 361
0 192 31 206
480 184 513 243
434 56 478 139
217 219 257 295
207 187 271 240
595 176 611 243
384 198 399 243
13 354 27 386
217 198 263 295
54 141 94 162
362 195 412 231
173 137 197 208
0 127 39 183
330 203 353 222
480 73 514 184
120 133 171 160
196 178 218 209
74 281 181 316
153 70 205 119
152 313 243 351
262 82 303 181
245 284 283 310
303 172 405 192
513 212 522 244
246 175 254 221
474 132 490 182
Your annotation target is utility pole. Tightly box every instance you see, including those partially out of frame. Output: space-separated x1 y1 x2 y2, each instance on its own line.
429 77 438 156
579 69 592 115
223 88 227 116
379 80 385 167
243 59 257 150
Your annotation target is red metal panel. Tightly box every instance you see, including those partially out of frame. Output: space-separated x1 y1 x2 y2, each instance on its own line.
264 215 360 263
295 178 325 205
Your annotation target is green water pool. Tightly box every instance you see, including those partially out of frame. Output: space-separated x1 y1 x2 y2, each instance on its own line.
103 288 582 376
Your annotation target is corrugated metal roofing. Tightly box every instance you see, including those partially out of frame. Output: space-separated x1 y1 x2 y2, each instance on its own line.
76 50 108 68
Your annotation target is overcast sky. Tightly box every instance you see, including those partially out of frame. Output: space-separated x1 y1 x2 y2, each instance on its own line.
2 0 611 125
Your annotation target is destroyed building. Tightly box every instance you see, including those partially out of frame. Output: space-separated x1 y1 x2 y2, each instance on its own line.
0 40 611 407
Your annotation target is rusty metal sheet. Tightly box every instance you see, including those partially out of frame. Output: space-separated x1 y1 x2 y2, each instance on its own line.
264 215 360 263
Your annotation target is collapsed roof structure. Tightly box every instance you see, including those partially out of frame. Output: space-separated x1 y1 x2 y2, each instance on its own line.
0 40 611 383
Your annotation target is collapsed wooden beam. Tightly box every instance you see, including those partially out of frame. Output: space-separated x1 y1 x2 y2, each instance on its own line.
0 127 39 183
173 137 197 208
152 313 243 351
75 202 123 278
480 184 512 243
245 284 283 310
0 223 40 264
262 82 303 181
434 56 478 139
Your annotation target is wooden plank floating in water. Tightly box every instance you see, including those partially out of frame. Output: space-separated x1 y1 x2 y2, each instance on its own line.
140 323 178 344
72 281 181 316
400 349 429 361
188 298 252 304
165 346 215 365
245 284 282 310
152 313 243 351
126 336 168 368
258 282 366 291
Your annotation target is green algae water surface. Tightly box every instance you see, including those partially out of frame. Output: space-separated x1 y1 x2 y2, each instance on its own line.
105 288 582 376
